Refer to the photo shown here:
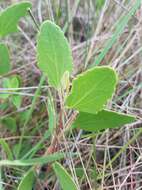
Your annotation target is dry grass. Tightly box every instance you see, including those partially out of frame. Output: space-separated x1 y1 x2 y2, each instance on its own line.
0 0 142 189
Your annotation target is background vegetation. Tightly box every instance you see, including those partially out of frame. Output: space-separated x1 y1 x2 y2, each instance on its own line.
0 0 142 189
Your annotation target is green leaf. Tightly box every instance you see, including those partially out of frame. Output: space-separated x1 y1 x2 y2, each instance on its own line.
37 20 73 88
0 152 65 166
73 109 135 132
18 169 35 190
0 102 8 111
0 76 21 103
0 44 11 75
0 78 11 99
0 139 13 160
2 117 17 133
66 66 118 114
52 162 78 190
10 75 19 88
96 0 105 10
12 95 22 109
0 1 32 37
2 78 11 88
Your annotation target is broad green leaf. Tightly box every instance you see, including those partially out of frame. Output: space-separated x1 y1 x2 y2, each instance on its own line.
10 75 19 88
2 117 17 133
73 109 135 132
52 162 78 190
37 20 73 88
12 95 22 109
0 78 11 99
0 2 32 37
0 75 20 100
93 0 141 66
18 169 35 190
2 78 11 88
66 66 118 114
0 152 65 166
10 75 22 108
0 44 11 75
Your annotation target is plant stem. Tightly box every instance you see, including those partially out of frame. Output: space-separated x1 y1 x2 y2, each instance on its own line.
28 8 40 31
17 75 46 158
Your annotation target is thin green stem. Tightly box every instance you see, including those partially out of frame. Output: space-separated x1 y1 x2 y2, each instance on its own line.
16 75 46 158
